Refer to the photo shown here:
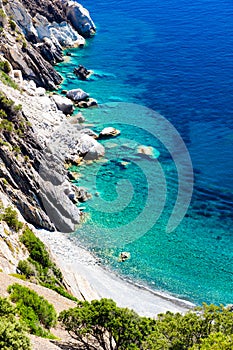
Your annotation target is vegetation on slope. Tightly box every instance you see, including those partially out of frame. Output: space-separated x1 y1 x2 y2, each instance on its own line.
0 61 18 89
8 283 57 338
0 201 76 300
59 301 233 350
0 296 31 349
18 227 78 301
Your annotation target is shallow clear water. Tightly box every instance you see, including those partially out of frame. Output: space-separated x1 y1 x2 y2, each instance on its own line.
55 0 233 305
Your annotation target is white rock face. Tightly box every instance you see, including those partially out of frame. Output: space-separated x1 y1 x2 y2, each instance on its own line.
63 1 96 37
66 88 89 102
34 14 85 47
6 0 38 39
6 1 85 48
51 94 74 115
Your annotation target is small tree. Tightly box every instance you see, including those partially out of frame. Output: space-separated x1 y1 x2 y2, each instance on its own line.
59 298 155 350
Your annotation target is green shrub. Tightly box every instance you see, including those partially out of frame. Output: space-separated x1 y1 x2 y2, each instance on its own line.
17 260 36 279
20 227 51 268
0 138 10 146
0 297 31 350
19 228 76 301
0 297 15 317
0 317 31 349
0 109 7 118
1 206 23 232
0 119 13 132
9 20 16 31
8 283 57 336
0 70 18 89
3 61 11 74
0 9 6 19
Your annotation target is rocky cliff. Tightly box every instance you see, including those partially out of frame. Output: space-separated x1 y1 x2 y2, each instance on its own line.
0 0 101 233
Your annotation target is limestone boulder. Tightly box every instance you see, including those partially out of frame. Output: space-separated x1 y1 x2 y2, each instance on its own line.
63 1 96 38
51 94 74 115
78 134 105 160
99 127 121 138
66 88 89 102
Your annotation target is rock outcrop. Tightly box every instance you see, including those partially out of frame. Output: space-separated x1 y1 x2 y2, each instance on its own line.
63 1 96 38
0 0 99 232
1 0 96 89
99 127 121 138
51 94 74 115
66 88 89 102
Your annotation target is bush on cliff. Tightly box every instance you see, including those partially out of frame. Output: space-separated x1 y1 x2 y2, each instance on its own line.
1 206 23 232
20 227 51 268
0 297 31 349
18 227 77 301
8 283 57 338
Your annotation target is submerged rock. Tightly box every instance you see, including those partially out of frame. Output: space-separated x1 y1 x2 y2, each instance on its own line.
137 145 160 159
119 252 130 262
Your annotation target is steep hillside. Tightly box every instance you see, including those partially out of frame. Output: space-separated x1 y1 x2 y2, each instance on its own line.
0 0 99 231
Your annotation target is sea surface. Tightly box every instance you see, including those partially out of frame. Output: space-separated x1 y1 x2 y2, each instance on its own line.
55 0 233 305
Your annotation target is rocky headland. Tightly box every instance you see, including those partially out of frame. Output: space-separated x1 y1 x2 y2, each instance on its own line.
0 0 102 233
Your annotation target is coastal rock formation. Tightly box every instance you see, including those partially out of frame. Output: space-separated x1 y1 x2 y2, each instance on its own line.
63 1 96 38
51 94 74 115
77 98 98 108
33 14 85 47
99 127 121 138
1 0 95 89
66 88 89 102
78 134 105 160
0 0 99 231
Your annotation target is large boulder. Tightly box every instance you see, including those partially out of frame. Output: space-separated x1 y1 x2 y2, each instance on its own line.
99 127 121 138
77 98 98 108
78 134 105 160
51 94 74 115
63 1 96 38
66 88 89 102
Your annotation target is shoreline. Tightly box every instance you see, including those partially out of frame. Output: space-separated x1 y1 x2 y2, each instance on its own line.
37 229 195 317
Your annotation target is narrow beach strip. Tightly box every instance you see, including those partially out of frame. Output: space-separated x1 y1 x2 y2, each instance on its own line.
37 230 195 318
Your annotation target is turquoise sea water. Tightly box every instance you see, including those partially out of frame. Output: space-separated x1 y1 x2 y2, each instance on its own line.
55 0 233 305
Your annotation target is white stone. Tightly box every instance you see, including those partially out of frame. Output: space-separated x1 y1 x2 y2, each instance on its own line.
33 14 85 48
78 134 105 160
66 88 89 102
51 94 74 115
36 87 46 96
99 127 121 138
63 1 96 37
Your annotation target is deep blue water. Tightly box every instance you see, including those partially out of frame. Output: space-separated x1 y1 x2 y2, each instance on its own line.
56 0 233 305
